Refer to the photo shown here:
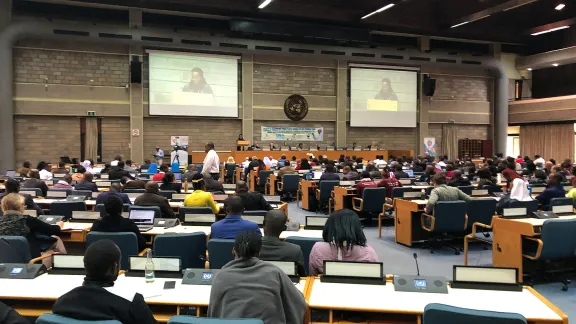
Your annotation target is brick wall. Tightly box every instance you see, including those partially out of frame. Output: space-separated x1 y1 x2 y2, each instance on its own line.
14 116 80 166
428 124 489 157
14 48 129 86
101 118 131 162
431 75 490 101
253 121 336 145
253 64 336 96
143 118 242 155
347 126 418 151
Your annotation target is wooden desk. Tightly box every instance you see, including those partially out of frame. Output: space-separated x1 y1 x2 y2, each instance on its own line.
332 186 356 211
249 170 258 192
300 180 318 211
492 215 576 282
394 199 427 247
235 167 242 183
268 174 278 195
307 278 567 324
233 150 396 163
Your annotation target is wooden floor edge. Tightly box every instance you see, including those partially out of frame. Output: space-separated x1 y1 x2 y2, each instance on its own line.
525 286 569 324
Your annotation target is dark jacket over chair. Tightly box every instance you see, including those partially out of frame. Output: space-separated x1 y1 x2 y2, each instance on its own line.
123 180 146 190
448 178 471 187
236 191 272 211
52 281 158 324
90 215 147 251
21 178 49 197
259 236 306 277
0 212 62 258
74 180 99 192
133 193 176 218
0 302 28 324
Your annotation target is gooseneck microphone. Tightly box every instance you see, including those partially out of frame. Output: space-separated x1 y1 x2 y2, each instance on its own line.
413 253 420 276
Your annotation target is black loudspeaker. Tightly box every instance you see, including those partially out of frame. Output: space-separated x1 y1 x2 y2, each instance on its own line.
423 76 436 96
130 56 142 84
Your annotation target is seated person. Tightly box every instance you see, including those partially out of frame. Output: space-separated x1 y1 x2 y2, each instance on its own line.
124 160 137 173
140 159 151 171
419 165 436 183
159 172 182 193
210 196 261 239
366 163 380 179
235 181 272 211
295 158 311 171
0 193 66 266
52 240 158 324
183 186 220 214
476 168 498 189
447 170 471 187
208 231 306 324
425 173 471 214
91 195 146 251
277 155 289 168
96 183 131 205
530 170 548 185
21 169 49 197
122 177 146 190
536 174 566 211
53 174 74 189
0 178 44 216
108 161 135 181
74 172 99 192
496 176 533 214
377 169 401 198
16 160 31 177
259 210 306 277
38 161 53 180
278 163 297 179
356 171 377 197
319 164 340 183
0 301 28 324
566 178 576 204
134 182 176 218
342 166 360 181
393 165 410 179
552 166 567 184
71 165 86 182
152 164 169 182
309 209 378 276
54 161 69 174
203 173 224 192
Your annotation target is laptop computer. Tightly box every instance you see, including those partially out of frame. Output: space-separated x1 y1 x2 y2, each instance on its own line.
174 173 182 181
129 209 155 232
404 170 414 177
4 170 15 178
312 171 322 180
66 195 87 202
532 211 559 219
38 215 65 225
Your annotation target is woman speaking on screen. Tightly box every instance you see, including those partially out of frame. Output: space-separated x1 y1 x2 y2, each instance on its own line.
182 67 214 94
374 78 398 101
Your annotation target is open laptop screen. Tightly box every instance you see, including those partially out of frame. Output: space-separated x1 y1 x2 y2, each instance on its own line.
129 210 155 225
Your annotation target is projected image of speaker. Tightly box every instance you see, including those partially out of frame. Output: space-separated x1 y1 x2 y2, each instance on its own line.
423 75 436 97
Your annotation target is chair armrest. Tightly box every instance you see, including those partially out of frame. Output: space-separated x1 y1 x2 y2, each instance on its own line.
421 213 435 232
352 197 363 212
277 182 284 192
470 221 493 237
463 215 468 231
138 248 151 256
522 237 543 260
315 189 321 200
29 252 60 265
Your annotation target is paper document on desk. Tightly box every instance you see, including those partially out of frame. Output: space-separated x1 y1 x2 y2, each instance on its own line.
62 224 87 231
106 281 164 300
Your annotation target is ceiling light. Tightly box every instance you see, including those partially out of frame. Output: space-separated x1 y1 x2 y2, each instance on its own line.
451 21 470 28
527 68 532 71
552 63 559 67
258 0 273 9
361 3 395 20
531 25 570 36
555 3 565 10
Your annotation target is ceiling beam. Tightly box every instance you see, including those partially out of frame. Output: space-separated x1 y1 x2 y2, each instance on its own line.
528 18 575 35
450 0 539 28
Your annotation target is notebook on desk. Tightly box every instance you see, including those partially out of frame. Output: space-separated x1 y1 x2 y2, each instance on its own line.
129 209 155 232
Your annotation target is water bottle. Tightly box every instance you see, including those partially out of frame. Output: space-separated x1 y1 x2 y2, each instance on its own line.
421 189 426 199
145 249 155 283
527 183 532 196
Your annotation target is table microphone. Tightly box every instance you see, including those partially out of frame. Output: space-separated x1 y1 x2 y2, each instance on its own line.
413 253 420 276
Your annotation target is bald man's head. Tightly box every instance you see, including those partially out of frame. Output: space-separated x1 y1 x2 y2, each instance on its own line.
145 181 159 194
264 210 287 237
236 180 249 193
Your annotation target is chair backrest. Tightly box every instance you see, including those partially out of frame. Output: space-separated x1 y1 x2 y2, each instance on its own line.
457 186 474 195
71 190 92 198
225 164 237 177
285 236 323 276
86 232 138 270
539 218 576 260
423 303 527 324
508 199 538 215
159 190 176 199
466 198 497 231
392 187 413 199
37 314 122 324
550 197 573 207
432 201 467 233
318 180 339 201
123 189 146 193
129 205 161 219
361 188 387 212
154 233 207 269
50 201 87 220
167 316 264 324
243 210 267 216
257 170 274 185
179 207 214 222
0 236 32 263
20 188 42 197
95 204 131 217
207 239 235 269
281 174 300 192
482 184 502 194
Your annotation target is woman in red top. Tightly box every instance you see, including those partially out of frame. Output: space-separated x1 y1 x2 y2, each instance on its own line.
295 158 311 171
377 168 402 198
356 171 377 197
152 164 169 182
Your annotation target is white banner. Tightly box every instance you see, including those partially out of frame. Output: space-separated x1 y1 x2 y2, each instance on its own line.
261 127 324 142
170 136 189 167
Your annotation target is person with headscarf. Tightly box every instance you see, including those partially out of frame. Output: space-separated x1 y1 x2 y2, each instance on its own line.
81 160 92 174
496 172 533 214
263 156 273 169
52 240 158 324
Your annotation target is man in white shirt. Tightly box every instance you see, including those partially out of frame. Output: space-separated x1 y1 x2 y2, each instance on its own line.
269 156 278 168
39 168 53 180
110 155 121 167
436 157 447 168
534 155 546 166
203 142 220 180
155 146 164 162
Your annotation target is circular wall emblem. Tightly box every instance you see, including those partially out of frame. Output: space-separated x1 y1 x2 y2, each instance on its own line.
284 94 309 121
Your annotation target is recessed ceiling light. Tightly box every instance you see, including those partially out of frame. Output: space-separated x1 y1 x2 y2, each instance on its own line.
361 3 395 20
552 63 559 67
258 0 273 9
531 25 570 36
555 3 565 10
451 21 470 28
527 68 532 71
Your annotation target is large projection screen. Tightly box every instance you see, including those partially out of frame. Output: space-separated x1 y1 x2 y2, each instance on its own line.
148 50 239 117
350 67 417 127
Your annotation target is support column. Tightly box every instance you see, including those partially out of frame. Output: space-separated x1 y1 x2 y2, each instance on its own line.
494 74 508 155
0 0 11 31
336 60 347 147
129 9 144 163
0 0 13 168
242 54 254 143
418 36 430 53
418 73 429 155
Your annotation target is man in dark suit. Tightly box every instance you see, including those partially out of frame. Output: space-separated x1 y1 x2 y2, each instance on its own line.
235 181 272 211
259 210 305 277
108 161 135 181
96 183 131 205
21 169 49 197
0 178 44 216
74 172 99 192
133 182 175 218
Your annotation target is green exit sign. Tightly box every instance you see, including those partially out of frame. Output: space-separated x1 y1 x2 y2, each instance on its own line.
87 111 96 116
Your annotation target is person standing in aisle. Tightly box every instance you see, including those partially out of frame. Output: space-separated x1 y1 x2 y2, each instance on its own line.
203 141 220 180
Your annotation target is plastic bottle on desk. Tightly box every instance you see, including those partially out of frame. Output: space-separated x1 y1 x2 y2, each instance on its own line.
145 249 155 283
421 189 426 199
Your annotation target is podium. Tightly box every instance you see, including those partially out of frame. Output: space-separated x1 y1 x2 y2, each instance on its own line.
236 140 250 151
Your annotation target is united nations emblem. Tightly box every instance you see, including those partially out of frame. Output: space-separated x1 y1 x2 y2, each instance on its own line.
284 94 308 121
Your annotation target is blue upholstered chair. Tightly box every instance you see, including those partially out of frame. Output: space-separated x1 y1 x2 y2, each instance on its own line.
277 174 299 200
285 236 323 276
86 232 139 270
207 239 235 269
457 185 474 196
154 232 207 269
71 190 92 198
422 303 527 324
50 201 86 220
550 197 573 207
129 205 161 219
256 170 273 193
36 314 122 324
20 188 42 197
463 198 497 265
353 187 386 215
316 180 338 213
421 201 468 255
0 236 53 264
225 164 237 184
508 199 538 215
168 316 263 324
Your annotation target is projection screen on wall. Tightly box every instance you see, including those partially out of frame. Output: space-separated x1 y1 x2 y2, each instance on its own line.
350 67 418 127
148 50 239 117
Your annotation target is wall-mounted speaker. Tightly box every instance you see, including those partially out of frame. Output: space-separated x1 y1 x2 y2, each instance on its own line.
130 56 142 84
423 76 436 96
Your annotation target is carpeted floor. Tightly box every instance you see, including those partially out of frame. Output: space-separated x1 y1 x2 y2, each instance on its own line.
287 202 576 321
